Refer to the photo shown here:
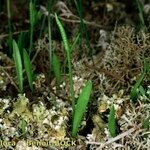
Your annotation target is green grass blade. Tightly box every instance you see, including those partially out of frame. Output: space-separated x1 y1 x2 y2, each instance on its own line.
130 72 146 101
52 53 61 86
135 0 145 30
29 1 35 27
18 32 27 62
6 0 13 56
13 40 23 93
55 14 71 56
23 49 33 91
29 0 36 54
138 85 146 96
143 58 150 74
108 105 116 137
55 13 75 108
18 32 26 52
18 119 27 137
130 58 148 101
72 80 92 137
74 0 93 57
130 58 150 102
64 33 80 68
70 33 80 54
143 117 150 130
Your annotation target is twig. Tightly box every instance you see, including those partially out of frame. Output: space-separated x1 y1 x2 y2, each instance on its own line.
40 5 108 29
86 126 138 149
0 65 15 69
31 48 41 63
59 17 107 29
84 61 125 82
1 68 19 91
0 30 28 39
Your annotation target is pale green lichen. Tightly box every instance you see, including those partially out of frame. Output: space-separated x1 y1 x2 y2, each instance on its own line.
9 94 32 122
32 101 49 123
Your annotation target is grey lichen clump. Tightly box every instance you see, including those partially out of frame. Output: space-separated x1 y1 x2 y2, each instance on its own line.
102 26 142 75
100 26 150 89
72 26 150 95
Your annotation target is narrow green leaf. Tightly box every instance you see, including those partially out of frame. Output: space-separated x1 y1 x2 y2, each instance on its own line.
72 80 92 137
143 58 149 73
23 49 33 91
130 71 146 101
139 85 146 96
64 33 80 69
13 40 23 93
29 1 37 54
55 14 70 54
130 58 149 101
52 53 61 86
70 33 80 54
144 58 150 74
108 105 116 137
18 32 26 52
29 1 35 27
136 0 145 28
18 119 27 136
55 13 75 109
143 117 150 130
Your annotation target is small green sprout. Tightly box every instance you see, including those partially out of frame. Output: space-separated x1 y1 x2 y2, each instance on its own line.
130 58 150 101
72 80 92 137
23 49 33 91
13 40 23 93
52 53 61 86
108 105 117 137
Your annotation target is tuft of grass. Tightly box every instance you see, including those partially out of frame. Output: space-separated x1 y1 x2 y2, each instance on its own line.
55 13 93 138
23 49 33 91
13 40 23 93
13 40 34 93
72 80 92 137
108 105 117 137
